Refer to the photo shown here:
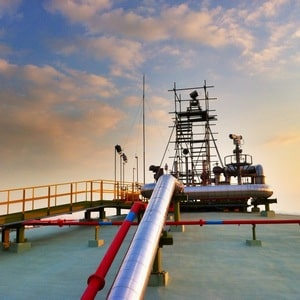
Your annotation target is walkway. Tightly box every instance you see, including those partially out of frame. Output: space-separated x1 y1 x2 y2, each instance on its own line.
0 179 139 247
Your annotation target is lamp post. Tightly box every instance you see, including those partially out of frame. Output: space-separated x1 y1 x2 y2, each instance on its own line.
115 144 122 199
121 153 128 189
135 155 139 186
132 167 136 192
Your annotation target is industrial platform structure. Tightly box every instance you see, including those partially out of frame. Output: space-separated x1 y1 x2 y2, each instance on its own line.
1 81 298 300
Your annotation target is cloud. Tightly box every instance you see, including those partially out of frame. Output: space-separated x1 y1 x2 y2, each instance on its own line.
228 1 300 75
53 35 144 75
244 0 288 24
88 8 169 41
0 0 22 17
45 1 300 78
45 0 111 23
0 59 125 169
0 43 12 56
87 4 249 49
123 95 141 107
84 37 144 71
47 2 252 48
264 131 300 146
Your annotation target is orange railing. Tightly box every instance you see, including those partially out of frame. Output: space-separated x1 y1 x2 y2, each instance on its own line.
0 179 141 217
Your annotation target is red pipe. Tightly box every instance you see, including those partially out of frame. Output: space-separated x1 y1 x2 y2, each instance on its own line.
222 219 300 225
23 220 131 226
166 219 300 225
24 219 300 227
81 202 145 300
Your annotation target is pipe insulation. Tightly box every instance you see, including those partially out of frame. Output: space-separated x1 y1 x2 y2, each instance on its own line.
141 183 273 200
107 174 181 300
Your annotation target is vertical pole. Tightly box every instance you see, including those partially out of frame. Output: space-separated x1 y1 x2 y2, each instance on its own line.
236 143 242 185
22 189 26 214
173 199 181 222
47 186 51 211
2 228 10 249
32 187 35 210
152 248 162 273
135 155 139 185
16 226 25 243
95 226 99 240
90 181 93 202
70 183 73 206
120 155 122 189
122 162 125 189
114 148 116 199
133 168 135 192
55 185 57 206
252 224 256 240
99 208 105 219
185 156 189 186
142 74 146 185
7 190 10 214
100 181 103 200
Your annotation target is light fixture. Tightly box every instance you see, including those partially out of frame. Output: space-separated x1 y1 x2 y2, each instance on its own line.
189 90 198 100
115 144 122 154
122 153 128 163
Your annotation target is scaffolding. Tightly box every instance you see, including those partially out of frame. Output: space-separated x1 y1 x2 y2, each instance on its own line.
168 81 223 186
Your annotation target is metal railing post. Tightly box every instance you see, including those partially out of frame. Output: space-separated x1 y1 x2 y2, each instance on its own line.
22 189 26 214
47 186 51 210
100 180 103 200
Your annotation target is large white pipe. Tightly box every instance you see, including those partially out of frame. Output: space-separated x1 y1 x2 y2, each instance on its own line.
184 184 273 199
107 174 180 300
141 183 273 200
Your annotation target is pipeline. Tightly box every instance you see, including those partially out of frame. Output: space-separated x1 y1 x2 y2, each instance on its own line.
107 174 181 300
81 201 145 300
141 182 273 200
23 219 300 227
23 219 134 227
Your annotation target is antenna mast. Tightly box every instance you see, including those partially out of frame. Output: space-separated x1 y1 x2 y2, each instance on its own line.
142 74 146 185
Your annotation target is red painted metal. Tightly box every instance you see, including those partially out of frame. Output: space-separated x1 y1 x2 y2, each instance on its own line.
23 220 130 226
222 219 300 225
166 219 300 225
24 219 300 227
80 202 145 300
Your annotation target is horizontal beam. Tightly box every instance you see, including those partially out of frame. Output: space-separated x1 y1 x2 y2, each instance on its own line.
23 219 300 227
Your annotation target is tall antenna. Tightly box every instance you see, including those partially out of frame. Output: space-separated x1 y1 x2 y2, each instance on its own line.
142 74 146 184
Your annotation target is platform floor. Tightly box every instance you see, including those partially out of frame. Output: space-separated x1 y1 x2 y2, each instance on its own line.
0 211 299 299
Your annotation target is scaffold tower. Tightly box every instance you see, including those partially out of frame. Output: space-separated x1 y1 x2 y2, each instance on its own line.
168 81 223 186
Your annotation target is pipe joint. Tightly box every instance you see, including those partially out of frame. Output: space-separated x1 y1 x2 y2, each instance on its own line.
87 273 105 291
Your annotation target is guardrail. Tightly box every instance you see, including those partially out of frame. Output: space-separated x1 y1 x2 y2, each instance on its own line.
0 179 140 218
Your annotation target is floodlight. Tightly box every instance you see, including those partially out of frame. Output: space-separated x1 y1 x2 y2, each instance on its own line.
189 90 198 100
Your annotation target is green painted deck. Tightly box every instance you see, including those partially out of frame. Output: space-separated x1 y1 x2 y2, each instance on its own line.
0 211 299 299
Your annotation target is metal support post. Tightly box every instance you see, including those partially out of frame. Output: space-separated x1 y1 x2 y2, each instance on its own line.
1 227 10 249
246 224 262 246
252 224 256 240
16 226 26 243
88 226 104 248
149 231 173 287
170 198 185 232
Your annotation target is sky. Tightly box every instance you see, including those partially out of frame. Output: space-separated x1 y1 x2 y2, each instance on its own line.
0 0 299 214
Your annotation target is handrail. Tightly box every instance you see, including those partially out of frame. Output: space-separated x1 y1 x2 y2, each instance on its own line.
0 179 140 219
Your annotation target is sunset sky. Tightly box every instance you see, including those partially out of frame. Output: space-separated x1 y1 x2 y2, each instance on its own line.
0 0 299 214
